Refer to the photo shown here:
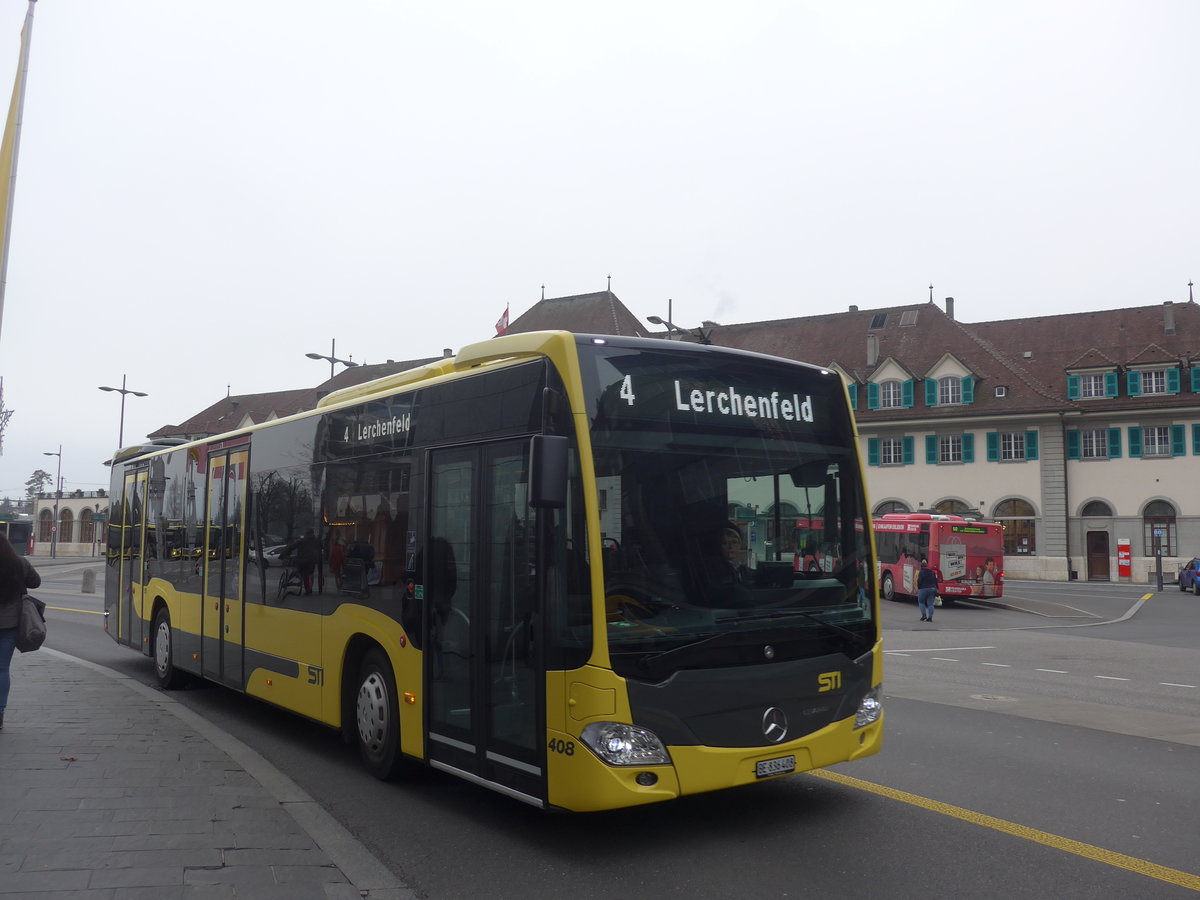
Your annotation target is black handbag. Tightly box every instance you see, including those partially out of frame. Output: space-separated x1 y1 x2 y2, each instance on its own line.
16 594 46 652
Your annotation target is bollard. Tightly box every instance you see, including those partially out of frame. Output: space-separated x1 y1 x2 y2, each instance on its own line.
82 569 97 594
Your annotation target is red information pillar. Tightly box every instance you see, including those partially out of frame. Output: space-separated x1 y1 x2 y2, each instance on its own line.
1117 538 1131 579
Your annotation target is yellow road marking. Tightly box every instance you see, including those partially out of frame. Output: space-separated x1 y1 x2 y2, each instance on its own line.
46 605 104 616
811 769 1200 891
1142 593 1154 600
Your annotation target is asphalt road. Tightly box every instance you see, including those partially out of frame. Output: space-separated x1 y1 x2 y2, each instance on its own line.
33 562 1200 898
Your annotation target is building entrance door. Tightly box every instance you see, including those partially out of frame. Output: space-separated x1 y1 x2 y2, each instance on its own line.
1086 531 1110 581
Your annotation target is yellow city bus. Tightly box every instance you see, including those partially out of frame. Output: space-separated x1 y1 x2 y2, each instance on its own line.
105 331 882 811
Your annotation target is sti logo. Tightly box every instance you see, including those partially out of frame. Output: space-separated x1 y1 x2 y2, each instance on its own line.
817 671 842 693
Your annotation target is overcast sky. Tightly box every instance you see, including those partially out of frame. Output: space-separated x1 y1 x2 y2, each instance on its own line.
0 0 1196 502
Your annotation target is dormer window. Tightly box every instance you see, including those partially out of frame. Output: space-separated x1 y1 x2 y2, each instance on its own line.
1067 371 1118 400
1080 373 1106 398
938 376 961 405
1141 369 1167 395
880 380 903 408
1127 367 1180 397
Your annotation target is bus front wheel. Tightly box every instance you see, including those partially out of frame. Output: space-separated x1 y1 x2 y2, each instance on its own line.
881 573 896 601
355 648 404 780
151 607 188 690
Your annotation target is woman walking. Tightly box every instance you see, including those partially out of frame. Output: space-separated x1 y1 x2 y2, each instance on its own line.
0 534 42 730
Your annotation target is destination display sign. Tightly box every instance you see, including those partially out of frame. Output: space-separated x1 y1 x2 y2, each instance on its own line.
583 346 838 438
325 397 415 458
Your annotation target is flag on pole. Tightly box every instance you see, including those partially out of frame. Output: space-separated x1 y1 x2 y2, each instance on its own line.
0 1 36 344
495 304 510 335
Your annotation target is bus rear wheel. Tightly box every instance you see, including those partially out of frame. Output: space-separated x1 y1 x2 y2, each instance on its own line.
355 648 404 780
152 607 188 690
881 573 896 601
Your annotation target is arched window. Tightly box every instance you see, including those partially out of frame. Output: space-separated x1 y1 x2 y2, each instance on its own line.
81 509 96 544
879 380 903 408
874 500 911 516
938 376 962 405
38 509 53 542
1143 500 1176 556
1081 500 1113 517
995 498 1036 556
933 499 972 515
58 508 74 544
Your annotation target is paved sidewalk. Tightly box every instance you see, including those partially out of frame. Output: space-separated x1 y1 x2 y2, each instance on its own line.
0 648 414 899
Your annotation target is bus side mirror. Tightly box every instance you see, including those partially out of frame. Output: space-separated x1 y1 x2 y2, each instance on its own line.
530 435 568 509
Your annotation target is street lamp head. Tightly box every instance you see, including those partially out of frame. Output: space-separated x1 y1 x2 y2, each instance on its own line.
344 361 360 368
647 315 664 325
305 352 325 360
131 390 148 397
43 450 59 457
98 385 116 392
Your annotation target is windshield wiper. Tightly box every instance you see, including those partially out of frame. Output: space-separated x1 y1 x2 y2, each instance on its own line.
792 610 873 655
636 629 767 672
721 609 872 656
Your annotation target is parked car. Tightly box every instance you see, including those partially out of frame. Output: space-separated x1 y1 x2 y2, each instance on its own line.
251 544 290 567
1178 557 1200 593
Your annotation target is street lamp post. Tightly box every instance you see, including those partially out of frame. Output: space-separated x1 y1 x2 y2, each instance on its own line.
306 339 359 380
648 313 714 346
647 314 685 340
98 375 148 448
43 444 61 559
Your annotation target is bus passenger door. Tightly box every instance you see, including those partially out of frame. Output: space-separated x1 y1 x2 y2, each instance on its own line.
426 440 544 804
201 446 249 688
111 470 148 649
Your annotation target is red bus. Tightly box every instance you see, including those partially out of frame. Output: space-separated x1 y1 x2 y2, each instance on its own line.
872 513 1003 605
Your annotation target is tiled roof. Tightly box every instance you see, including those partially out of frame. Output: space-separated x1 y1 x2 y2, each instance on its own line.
505 291 648 338
148 295 1200 442
148 388 323 440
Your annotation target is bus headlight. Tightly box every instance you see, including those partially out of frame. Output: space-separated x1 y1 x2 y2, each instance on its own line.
855 687 882 728
581 722 671 766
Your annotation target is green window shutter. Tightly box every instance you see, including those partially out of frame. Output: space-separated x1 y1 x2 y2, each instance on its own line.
902 379 915 408
1127 371 1142 396
1105 372 1118 397
1067 430 1080 460
1193 425 1200 456
867 437 879 466
1192 368 1200 393
925 378 938 406
961 376 974 404
925 435 938 464
867 382 880 410
1025 430 1038 460
1107 427 1121 459
1172 424 1185 456
1067 375 1080 399
902 436 914 465
848 383 858 410
986 431 1000 462
962 433 975 463
1167 368 1181 394
1128 426 1143 458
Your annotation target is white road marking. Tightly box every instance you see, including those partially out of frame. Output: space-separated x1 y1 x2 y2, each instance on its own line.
1094 675 1130 681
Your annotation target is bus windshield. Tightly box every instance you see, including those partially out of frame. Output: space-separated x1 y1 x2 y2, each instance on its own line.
579 341 875 680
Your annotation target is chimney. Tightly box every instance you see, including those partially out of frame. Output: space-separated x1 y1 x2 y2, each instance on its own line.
945 297 955 320
1164 300 1175 335
443 348 453 358
867 333 879 367
849 304 859 312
